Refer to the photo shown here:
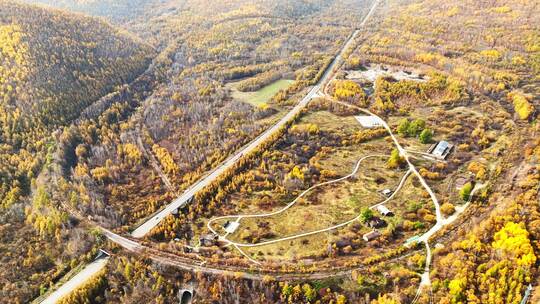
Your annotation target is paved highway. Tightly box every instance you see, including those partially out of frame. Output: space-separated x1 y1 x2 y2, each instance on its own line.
40 256 109 304
131 84 321 238
130 0 379 238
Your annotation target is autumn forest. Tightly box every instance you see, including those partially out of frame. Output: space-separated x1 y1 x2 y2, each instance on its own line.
0 0 538 304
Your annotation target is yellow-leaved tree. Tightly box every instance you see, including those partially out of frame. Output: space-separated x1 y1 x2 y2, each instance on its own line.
492 222 537 267
508 91 534 120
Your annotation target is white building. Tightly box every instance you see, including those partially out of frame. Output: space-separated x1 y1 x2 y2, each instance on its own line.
377 205 394 216
355 115 384 128
381 189 393 197
429 140 454 159
223 221 240 234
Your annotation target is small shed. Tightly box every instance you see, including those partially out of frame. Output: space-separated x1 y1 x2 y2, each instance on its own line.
381 189 393 197
199 234 218 247
428 141 454 159
363 230 381 242
377 205 394 217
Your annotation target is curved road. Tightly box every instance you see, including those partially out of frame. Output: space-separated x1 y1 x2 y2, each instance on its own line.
131 0 381 238
207 155 412 248
205 94 440 254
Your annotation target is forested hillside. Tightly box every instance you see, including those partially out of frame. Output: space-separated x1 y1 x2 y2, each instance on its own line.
0 0 153 209
0 1 154 302
19 0 155 21
356 0 539 113
54 0 372 229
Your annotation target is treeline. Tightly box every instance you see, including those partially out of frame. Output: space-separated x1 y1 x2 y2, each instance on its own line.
371 73 468 113
219 62 283 82
236 69 285 92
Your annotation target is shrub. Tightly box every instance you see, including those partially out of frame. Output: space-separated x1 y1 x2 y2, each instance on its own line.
460 182 473 201
360 207 374 223
419 128 433 144
387 149 404 169
441 202 456 216
396 119 410 136
397 118 426 137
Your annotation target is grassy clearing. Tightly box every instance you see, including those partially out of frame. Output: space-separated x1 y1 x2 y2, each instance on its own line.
213 155 402 250
317 138 392 175
237 174 433 262
198 107 437 262
242 225 353 261
298 110 363 134
230 79 294 107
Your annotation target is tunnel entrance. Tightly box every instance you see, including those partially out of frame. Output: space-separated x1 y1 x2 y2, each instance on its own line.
179 290 193 304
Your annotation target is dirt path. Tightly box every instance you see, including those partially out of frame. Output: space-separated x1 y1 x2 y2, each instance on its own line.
130 0 382 239
207 155 409 248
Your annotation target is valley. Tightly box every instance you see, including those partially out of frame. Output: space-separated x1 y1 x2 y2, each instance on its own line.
0 0 538 303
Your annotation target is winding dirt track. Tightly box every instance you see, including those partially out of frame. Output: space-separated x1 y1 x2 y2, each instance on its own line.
44 0 455 291
207 156 411 248
130 0 382 239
